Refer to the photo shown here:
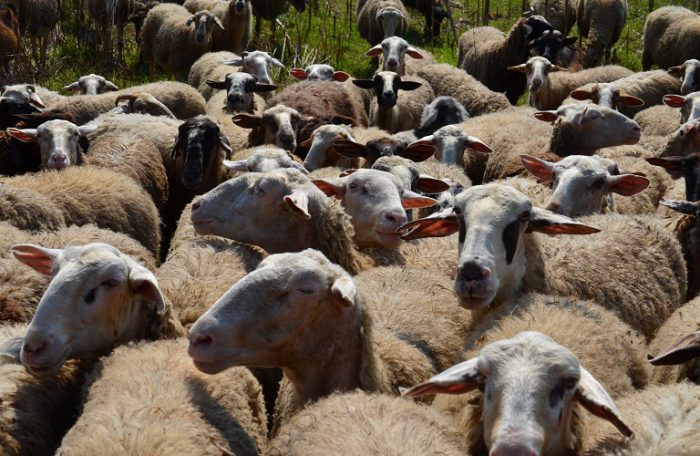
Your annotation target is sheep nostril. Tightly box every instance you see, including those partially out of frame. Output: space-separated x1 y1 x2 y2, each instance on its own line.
190 334 213 349
23 340 47 356
191 200 202 212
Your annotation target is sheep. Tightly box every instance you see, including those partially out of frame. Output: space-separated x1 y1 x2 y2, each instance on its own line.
205 71 276 114
668 59 700 95
249 0 305 35
0 2 19 72
267 391 466 455
86 0 134 61
56 339 267 455
112 92 177 117
299 124 361 171
658 199 700 300
567 70 682 118
188 51 238 99
368 155 458 195
17 0 59 67
647 296 700 385
425 124 493 171
288 64 351 82
403 331 637 456
141 4 224 77
332 136 438 169
519 154 662 217
647 153 700 203
365 36 425 76
187 248 470 431
633 104 681 137
458 14 554 104
662 91 700 124
229 104 307 152
482 103 642 182
529 30 584 71
0 185 66 232
583 383 700 455
508 57 632 110
641 6 700 72
400 183 686 338
62 73 120 95
402 0 452 40
357 0 408 45
183 0 251 53
1 83 63 108
530 0 576 34
224 146 307 174
49 81 207 124
576 0 627 68
412 63 511 117
221 50 285 85
0 167 162 258
0 242 183 455
352 71 435 134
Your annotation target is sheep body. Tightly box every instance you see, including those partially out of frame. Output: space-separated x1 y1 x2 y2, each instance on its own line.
357 0 408 45
642 6 700 71
183 0 251 53
576 0 627 67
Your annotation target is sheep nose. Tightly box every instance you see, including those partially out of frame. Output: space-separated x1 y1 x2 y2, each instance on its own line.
386 58 398 69
490 444 538 456
188 333 213 349
54 154 67 163
23 340 47 357
279 134 294 145
191 199 203 213
459 261 491 281
384 208 407 225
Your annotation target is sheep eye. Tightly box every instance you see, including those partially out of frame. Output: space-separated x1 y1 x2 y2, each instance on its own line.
519 210 531 221
477 373 487 392
592 178 606 189
452 206 461 215
348 182 359 191
562 377 578 389
101 279 120 288
84 288 97 304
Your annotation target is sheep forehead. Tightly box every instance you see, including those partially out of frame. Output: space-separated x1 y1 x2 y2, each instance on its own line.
245 51 272 66
38 119 79 136
258 249 343 278
228 72 256 87
684 59 700 68
376 71 399 85
455 184 532 219
312 124 346 139
555 155 612 176
379 6 402 18
306 64 334 79
56 243 124 270
381 36 408 51
434 124 467 139
351 168 404 192
264 105 300 120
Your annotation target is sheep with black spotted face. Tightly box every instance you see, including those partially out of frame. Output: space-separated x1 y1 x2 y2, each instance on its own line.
403 331 633 456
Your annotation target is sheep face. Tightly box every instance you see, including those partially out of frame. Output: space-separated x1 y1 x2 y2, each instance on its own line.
188 249 354 374
289 64 350 82
313 169 437 248
233 105 305 152
430 125 491 165
224 147 308 173
648 153 700 202
170 116 231 190
63 74 119 95
402 331 632 455
223 51 285 85
302 124 355 171
114 93 176 118
206 72 276 113
365 36 423 75
662 119 700 158
377 7 405 39
418 96 470 137
663 92 700 124
187 10 223 45
6 119 95 170
372 155 450 195
669 59 700 95
1 84 45 108
569 83 644 111
508 56 567 97
10 243 166 376
529 30 577 63
521 155 650 217
354 71 422 108
191 168 322 252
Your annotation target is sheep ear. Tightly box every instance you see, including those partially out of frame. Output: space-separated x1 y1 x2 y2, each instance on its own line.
218 134 232 158
332 139 369 158
78 124 97 137
365 44 383 57
104 80 119 91
575 366 633 438
214 17 225 29
507 63 527 73
11 244 62 276
400 138 436 162
533 110 559 122
646 157 685 178
223 159 249 171
222 57 243 66
62 81 81 92
663 94 686 108
128 264 166 315
185 16 195 26
0 336 23 363
283 189 311 219
668 65 685 76
569 88 594 101
352 79 375 89
616 93 644 107
401 357 480 398
406 47 424 59
271 58 285 69
289 68 308 80
332 71 350 82
399 81 422 91
398 213 459 240
298 137 313 149
606 174 650 196
402 190 438 209
649 331 700 366
660 199 699 215
254 82 277 93
6 127 37 142
312 178 345 199
527 207 600 234
520 154 555 182
232 113 263 129
415 175 451 194
206 79 227 90
465 135 492 153
27 91 45 108
169 134 184 159
331 276 356 307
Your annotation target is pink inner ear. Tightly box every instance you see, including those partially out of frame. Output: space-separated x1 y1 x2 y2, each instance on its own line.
663 94 685 108
6 128 36 143
609 175 650 196
365 47 382 57
406 49 423 59
289 68 308 80
534 111 558 122
400 218 459 240
402 195 438 209
332 71 350 82
11 250 54 275
521 155 554 182
311 179 343 198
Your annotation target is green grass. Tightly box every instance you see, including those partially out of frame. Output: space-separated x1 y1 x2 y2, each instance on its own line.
5 0 698 94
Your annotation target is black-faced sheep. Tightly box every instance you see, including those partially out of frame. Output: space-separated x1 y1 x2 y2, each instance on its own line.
642 6 700 72
530 0 576 34
140 4 224 76
183 0 251 53
529 30 584 71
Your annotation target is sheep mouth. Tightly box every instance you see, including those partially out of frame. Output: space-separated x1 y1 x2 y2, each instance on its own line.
455 291 496 310
375 231 403 248
191 357 231 375
192 218 217 234
22 348 70 377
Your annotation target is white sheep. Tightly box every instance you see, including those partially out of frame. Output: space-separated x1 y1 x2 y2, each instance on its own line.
352 71 435 133
187 51 239 99
357 0 408 45
668 58 700 95
508 56 633 110
62 74 119 96
642 6 700 72
140 4 224 76
662 91 700 124
183 0 251 53
364 36 424 76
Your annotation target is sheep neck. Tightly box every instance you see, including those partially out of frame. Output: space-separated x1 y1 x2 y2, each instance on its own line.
549 121 597 156
374 103 398 133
